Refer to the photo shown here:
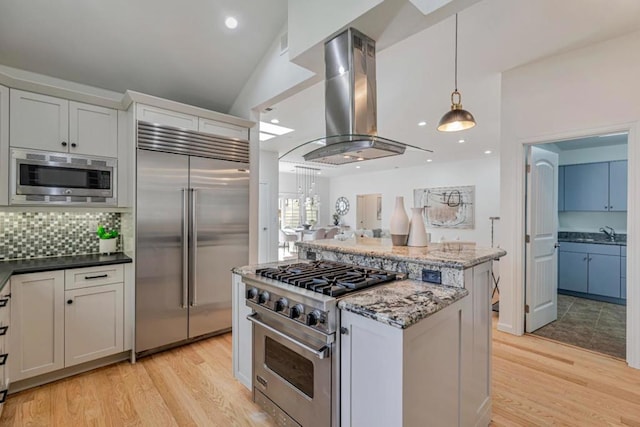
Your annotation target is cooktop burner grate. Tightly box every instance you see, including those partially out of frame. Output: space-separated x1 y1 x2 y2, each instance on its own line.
256 261 397 296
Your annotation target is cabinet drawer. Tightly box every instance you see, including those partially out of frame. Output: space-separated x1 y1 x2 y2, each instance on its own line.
198 118 249 141
559 242 620 256
136 104 198 131
65 265 124 290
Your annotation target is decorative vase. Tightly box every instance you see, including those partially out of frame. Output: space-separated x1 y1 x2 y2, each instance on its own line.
99 238 117 255
407 207 430 247
389 196 409 246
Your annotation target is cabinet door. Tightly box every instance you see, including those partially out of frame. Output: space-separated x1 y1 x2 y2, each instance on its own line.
621 277 627 300
232 275 253 390
609 160 627 211
136 104 198 130
588 254 621 298
558 165 565 212
69 101 118 157
558 251 588 293
0 283 11 400
10 89 69 153
9 271 65 381
65 283 124 367
563 162 609 211
198 118 249 140
0 85 8 206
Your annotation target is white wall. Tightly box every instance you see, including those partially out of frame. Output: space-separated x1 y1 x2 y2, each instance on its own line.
279 172 331 227
500 30 640 367
259 150 279 262
329 157 501 247
559 144 627 165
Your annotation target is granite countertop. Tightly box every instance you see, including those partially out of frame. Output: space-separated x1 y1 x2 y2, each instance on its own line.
297 238 506 269
0 253 132 290
338 279 468 329
232 259 308 276
557 232 626 246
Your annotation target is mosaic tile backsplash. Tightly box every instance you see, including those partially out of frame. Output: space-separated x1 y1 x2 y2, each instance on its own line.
0 212 121 260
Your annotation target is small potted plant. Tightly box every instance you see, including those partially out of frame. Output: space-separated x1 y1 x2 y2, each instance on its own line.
97 225 119 255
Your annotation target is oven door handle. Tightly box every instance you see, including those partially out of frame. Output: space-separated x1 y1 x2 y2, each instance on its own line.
247 314 330 360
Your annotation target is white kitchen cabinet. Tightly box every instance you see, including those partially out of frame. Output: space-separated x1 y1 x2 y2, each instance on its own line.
69 101 118 157
136 104 198 130
0 84 8 206
0 282 11 417
65 283 124 367
9 270 65 382
198 117 249 141
232 273 252 390
10 89 118 157
340 298 466 427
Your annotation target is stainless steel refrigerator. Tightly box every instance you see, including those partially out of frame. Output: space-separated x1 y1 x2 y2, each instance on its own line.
135 122 249 355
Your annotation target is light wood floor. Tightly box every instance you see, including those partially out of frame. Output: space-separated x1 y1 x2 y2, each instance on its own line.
3 315 640 426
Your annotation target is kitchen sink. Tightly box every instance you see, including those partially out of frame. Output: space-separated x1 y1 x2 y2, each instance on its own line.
572 238 595 242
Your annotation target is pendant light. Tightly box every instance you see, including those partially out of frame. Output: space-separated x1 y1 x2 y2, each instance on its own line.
437 13 476 132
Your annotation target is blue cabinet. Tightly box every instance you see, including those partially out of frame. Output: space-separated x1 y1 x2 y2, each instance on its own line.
558 251 588 293
587 254 621 298
563 162 609 211
609 160 627 211
621 252 627 299
558 165 565 211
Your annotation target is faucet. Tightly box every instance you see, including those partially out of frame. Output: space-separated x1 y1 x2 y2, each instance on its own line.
599 226 616 241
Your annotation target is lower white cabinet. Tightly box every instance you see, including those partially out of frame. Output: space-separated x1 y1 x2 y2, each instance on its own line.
340 299 466 427
10 265 125 383
65 283 123 367
0 282 11 416
232 273 252 390
10 271 65 382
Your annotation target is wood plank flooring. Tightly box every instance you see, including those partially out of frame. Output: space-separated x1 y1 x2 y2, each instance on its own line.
2 315 640 426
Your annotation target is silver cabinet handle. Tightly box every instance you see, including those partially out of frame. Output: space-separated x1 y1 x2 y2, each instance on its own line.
190 188 198 307
182 189 189 309
247 314 329 359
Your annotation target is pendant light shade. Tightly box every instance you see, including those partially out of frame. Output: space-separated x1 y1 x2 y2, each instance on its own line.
437 14 476 133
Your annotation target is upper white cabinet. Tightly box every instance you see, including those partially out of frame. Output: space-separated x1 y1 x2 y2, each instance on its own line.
0 85 8 206
136 104 198 130
10 89 117 158
199 118 249 141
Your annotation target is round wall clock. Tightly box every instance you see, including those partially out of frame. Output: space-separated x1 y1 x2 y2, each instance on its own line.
335 197 350 215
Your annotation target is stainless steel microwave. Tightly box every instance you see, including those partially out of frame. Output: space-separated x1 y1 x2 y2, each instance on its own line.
10 148 117 205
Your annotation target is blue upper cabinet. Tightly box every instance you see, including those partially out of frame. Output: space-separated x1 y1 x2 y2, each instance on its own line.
558 165 565 211
609 160 627 211
563 162 609 211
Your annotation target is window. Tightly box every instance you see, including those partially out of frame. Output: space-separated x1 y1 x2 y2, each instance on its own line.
280 197 300 228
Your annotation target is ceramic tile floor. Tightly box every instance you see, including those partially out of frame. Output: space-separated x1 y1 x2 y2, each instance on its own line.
532 294 626 359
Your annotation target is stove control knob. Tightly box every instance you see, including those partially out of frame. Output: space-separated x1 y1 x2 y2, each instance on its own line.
258 291 270 305
289 304 303 319
306 310 322 327
246 288 259 300
274 298 288 313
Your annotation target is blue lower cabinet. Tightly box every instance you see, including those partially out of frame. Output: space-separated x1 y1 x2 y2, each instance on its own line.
621 277 627 300
558 251 588 293
588 254 621 298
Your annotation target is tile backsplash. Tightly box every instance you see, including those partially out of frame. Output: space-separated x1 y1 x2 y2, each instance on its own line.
0 212 121 260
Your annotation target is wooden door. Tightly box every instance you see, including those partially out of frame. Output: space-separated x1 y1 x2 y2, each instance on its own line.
525 146 559 332
69 101 118 157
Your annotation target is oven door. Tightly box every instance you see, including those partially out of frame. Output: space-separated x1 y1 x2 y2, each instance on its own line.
249 312 333 427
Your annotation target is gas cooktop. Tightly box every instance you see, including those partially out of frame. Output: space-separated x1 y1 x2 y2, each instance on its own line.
255 260 398 297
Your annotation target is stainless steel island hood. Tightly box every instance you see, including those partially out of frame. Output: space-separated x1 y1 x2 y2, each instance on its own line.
302 28 411 165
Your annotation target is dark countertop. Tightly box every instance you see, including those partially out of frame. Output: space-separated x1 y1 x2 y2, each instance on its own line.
0 253 132 290
558 231 626 246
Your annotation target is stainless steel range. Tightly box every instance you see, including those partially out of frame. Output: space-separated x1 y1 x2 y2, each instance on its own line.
242 260 401 427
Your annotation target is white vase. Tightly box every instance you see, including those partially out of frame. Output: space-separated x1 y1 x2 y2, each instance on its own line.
407 207 430 247
389 196 409 246
99 238 117 254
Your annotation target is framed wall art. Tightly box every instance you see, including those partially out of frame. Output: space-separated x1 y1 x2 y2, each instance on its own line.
414 185 475 229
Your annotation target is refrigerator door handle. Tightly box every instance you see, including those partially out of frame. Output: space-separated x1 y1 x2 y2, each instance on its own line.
190 188 198 307
181 188 189 309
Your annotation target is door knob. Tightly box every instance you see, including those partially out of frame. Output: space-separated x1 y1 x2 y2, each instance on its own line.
554 243 560 248
67 299 73 305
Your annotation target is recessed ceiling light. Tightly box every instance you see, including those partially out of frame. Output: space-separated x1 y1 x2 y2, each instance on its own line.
484 150 492 154
270 118 280 124
225 17 238 29
426 159 433 163
458 139 465 143
418 121 427 127
317 171 322 175
356 166 361 169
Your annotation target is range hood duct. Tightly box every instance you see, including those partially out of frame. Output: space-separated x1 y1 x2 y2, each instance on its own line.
303 28 407 165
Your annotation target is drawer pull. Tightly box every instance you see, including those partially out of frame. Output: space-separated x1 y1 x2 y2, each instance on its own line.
0 299 8 308
0 326 7 336
84 274 109 280
0 354 7 366
0 389 7 404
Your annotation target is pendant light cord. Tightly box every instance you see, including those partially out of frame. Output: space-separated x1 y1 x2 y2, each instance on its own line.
454 13 458 92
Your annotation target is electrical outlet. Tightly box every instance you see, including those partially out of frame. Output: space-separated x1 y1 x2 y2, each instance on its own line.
89 220 99 232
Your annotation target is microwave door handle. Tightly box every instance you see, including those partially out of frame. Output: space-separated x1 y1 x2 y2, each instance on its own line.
181 189 189 309
246 314 330 360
